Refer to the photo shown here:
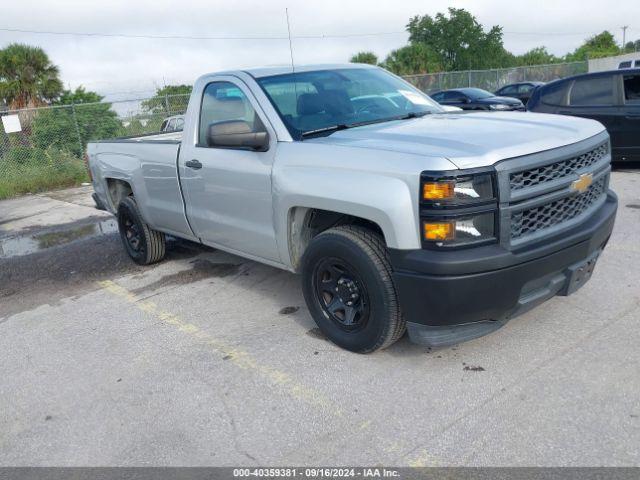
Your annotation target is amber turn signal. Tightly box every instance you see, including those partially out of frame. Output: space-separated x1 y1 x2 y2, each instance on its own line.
422 181 455 200
423 222 455 241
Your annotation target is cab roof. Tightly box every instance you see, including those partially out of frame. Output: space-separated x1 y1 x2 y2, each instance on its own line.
213 63 379 79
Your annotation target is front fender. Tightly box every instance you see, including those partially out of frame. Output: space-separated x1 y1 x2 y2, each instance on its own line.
273 167 421 269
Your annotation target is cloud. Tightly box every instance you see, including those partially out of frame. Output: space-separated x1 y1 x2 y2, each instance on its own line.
1 0 637 102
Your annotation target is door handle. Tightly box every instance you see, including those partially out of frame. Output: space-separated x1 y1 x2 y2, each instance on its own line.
625 115 640 120
185 159 202 170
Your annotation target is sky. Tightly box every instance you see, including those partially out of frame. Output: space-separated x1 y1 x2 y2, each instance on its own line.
1 0 639 105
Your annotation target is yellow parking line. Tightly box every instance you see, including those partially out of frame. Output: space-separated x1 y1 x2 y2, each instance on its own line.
407 448 442 467
98 279 441 466
98 280 342 416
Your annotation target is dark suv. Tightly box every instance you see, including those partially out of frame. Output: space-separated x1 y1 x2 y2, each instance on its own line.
527 69 640 162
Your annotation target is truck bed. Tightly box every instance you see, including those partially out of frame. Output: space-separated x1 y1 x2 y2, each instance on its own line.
92 131 183 144
87 132 193 239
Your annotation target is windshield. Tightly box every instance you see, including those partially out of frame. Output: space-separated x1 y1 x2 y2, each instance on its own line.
256 68 443 139
462 88 495 100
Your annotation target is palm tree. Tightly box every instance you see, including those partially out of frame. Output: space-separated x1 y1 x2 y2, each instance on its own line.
0 43 63 110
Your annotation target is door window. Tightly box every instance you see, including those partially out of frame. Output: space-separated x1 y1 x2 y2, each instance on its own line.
499 85 517 95
569 76 614 106
541 81 568 106
623 75 640 105
444 91 466 103
199 82 259 146
518 84 534 94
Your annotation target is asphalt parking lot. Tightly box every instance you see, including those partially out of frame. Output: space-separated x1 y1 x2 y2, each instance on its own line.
1 171 639 467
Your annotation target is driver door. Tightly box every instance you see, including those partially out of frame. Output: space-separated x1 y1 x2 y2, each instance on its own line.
179 78 280 262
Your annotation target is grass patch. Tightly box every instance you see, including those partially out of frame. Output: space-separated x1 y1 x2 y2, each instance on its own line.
0 148 89 200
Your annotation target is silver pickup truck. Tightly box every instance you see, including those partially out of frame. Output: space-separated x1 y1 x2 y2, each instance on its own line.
88 64 617 353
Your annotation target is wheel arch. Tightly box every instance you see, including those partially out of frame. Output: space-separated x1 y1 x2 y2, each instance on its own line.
105 178 134 212
287 206 392 273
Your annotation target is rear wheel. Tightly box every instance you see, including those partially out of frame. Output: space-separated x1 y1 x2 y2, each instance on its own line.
301 225 405 353
117 196 166 265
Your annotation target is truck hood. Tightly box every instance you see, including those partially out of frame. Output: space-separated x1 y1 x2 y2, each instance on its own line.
307 111 605 169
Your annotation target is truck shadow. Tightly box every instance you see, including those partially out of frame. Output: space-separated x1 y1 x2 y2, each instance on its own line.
1 218 492 359
0 221 207 318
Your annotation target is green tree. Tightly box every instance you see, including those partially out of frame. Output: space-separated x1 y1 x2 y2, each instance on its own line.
0 43 63 109
57 87 103 105
514 47 561 66
31 87 122 157
141 84 192 115
406 8 510 71
350 51 379 65
382 44 441 75
565 31 621 61
624 40 640 52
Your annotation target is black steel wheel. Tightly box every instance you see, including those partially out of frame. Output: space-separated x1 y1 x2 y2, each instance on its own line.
121 215 144 256
313 258 370 332
301 225 405 353
117 196 166 265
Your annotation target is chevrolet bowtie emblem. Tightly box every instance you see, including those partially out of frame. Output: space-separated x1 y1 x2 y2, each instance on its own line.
571 173 593 193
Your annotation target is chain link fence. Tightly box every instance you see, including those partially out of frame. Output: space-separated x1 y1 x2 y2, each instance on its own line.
0 62 589 199
403 61 588 93
0 94 190 199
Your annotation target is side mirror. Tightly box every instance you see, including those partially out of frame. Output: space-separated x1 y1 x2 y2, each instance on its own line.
206 120 269 151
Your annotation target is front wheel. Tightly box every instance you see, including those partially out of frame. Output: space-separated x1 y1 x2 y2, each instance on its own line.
301 226 405 353
117 196 166 265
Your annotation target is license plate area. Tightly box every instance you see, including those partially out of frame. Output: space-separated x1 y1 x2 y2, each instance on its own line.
560 250 601 296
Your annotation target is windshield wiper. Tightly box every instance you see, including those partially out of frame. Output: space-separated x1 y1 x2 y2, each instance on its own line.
301 124 350 138
398 111 431 120
300 111 431 139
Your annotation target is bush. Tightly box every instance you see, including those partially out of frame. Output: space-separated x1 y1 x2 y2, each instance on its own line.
3 145 48 165
30 102 122 157
0 146 89 199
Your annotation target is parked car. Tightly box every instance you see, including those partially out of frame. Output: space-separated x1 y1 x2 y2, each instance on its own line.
88 64 616 353
495 81 545 105
430 88 525 111
160 115 184 132
527 69 640 162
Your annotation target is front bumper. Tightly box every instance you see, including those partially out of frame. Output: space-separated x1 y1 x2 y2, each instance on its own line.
390 191 618 347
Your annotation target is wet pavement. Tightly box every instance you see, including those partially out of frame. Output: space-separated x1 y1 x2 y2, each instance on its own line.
0 217 118 258
0 187 213 318
0 177 639 466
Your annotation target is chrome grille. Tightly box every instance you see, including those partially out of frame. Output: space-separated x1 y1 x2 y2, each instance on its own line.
511 175 607 239
510 142 608 191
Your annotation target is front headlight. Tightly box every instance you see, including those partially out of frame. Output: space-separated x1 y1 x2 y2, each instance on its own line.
421 172 494 206
422 212 496 247
420 169 498 248
489 104 510 110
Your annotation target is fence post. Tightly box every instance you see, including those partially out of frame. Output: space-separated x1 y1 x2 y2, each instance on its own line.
468 70 471 87
70 103 84 156
164 93 170 115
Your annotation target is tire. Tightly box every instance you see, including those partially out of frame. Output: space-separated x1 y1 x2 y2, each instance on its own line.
117 196 166 265
301 225 405 353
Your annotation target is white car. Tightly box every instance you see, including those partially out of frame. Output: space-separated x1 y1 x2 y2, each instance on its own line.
160 115 184 132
